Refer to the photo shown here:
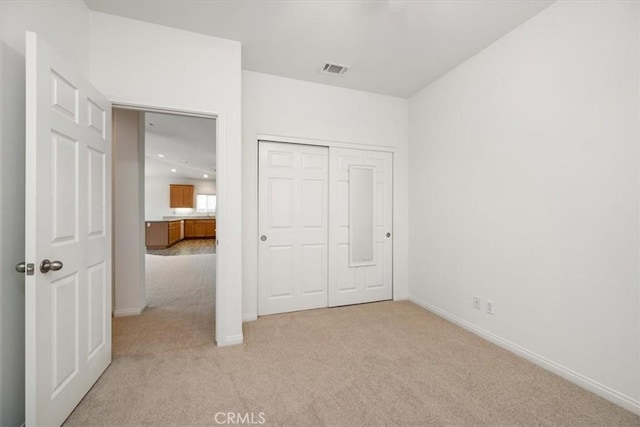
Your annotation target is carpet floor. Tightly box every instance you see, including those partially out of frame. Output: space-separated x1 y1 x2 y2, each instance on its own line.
65 259 639 426
111 253 216 356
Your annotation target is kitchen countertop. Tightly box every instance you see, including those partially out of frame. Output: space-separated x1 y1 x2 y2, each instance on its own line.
145 216 216 223
162 216 215 220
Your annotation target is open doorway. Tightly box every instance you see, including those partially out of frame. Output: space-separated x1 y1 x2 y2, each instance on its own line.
112 108 217 354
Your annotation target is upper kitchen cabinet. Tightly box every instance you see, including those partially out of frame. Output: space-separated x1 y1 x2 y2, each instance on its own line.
170 184 194 208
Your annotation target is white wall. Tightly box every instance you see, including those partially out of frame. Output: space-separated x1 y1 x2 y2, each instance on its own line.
408 0 640 413
0 1 90 425
113 109 146 316
145 177 217 220
90 12 243 346
242 70 409 320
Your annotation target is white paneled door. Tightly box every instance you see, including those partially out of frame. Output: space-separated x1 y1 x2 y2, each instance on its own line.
25 32 112 426
329 148 393 307
258 142 329 315
258 142 393 315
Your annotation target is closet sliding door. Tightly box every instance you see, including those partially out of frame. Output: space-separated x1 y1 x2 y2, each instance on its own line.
258 142 393 315
258 142 329 315
328 148 393 307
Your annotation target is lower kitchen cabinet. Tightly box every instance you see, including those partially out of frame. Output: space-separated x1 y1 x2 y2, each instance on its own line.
145 220 184 249
168 221 181 246
184 219 216 238
184 220 195 238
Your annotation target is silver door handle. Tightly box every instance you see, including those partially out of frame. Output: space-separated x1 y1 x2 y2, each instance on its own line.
40 259 63 274
260 235 267 242
15 262 35 275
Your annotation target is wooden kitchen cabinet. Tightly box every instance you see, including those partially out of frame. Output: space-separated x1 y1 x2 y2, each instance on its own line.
205 220 215 238
168 221 181 246
169 184 194 208
194 221 207 237
146 220 183 249
184 219 215 238
184 220 195 238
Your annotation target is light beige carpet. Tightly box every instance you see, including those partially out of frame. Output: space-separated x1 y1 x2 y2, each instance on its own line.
65 262 639 426
110 254 216 356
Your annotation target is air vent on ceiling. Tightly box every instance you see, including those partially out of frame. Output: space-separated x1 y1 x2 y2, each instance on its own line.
321 62 349 75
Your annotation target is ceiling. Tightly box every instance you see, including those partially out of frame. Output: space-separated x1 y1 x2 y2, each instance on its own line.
144 112 216 181
85 0 553 98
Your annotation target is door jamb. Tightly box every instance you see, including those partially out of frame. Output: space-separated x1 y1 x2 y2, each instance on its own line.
112 102 224 345
257 133 395 153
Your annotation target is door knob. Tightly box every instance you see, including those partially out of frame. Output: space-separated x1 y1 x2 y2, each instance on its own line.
40 259 63 274
386 232 391 238
260 235 267 242
15 262 35 275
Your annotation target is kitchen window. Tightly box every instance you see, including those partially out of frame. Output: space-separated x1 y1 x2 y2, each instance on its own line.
196 194 217 213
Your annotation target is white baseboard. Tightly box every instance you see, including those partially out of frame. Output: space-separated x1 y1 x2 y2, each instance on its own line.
409 295 640 416
216 334 243 347
113 307 143 317
243 312 258 322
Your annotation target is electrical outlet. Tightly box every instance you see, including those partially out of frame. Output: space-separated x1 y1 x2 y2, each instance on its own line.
473 296 481 310
486 300 494 315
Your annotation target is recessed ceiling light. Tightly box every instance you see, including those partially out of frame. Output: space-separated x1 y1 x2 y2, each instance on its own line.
158 154 164 158
203 174 208 178
171 168 176 172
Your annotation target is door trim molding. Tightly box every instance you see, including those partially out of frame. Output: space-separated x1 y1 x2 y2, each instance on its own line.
112 101 237 347
113 307 144 317
112 102 217 119
257 133 395 153
246 135 401 322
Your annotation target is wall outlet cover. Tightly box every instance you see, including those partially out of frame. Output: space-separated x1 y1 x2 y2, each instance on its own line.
486 300 494 314
473 296 481 309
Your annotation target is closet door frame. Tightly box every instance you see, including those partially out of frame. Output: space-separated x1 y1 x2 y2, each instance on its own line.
257 136 396 316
